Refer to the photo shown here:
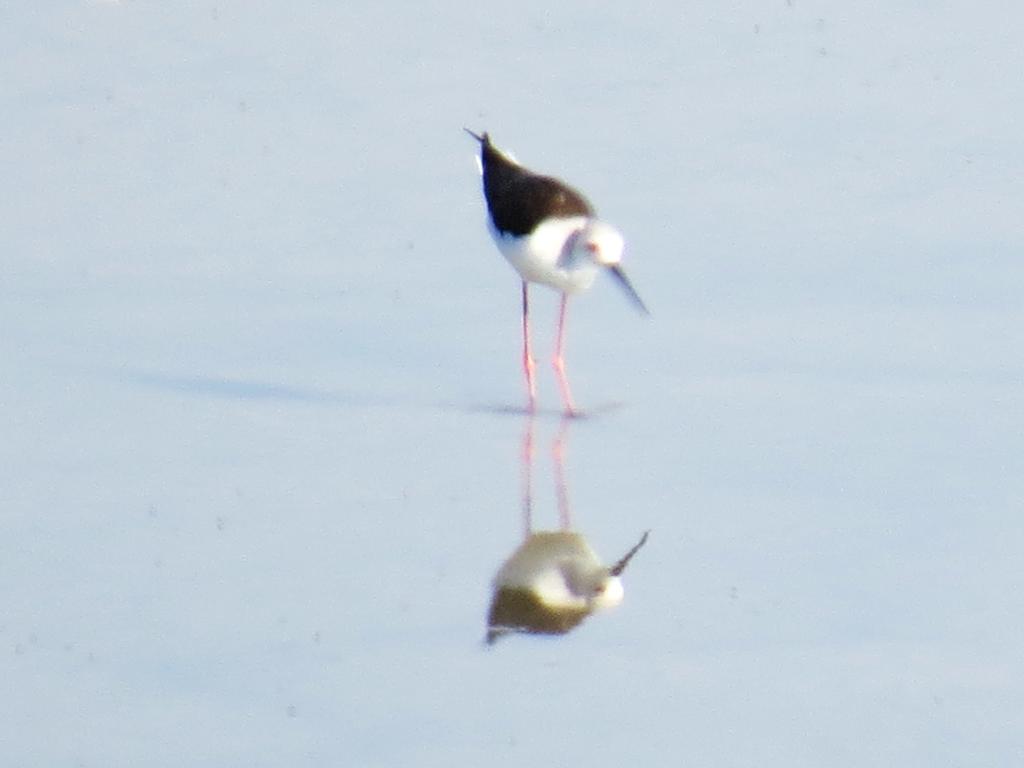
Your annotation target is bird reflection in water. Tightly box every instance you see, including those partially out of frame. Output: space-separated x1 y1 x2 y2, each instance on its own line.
486 418 649 644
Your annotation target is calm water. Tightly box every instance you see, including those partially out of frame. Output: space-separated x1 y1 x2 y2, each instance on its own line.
3 2 1022 766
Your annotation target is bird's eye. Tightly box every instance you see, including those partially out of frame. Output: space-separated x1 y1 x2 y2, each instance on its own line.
585 242 599 253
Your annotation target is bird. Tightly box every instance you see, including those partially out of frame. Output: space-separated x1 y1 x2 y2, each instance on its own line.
465 129 648 417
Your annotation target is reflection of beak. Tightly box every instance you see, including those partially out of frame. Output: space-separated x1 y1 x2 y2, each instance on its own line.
609 530 650 576
608 265 649 315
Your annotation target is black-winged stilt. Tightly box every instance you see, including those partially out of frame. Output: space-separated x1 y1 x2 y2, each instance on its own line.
466 130 647 416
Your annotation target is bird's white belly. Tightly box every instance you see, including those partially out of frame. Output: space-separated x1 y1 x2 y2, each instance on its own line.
489 215 598 294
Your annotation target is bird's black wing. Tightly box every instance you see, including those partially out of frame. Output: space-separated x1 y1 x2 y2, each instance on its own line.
475 133 594 237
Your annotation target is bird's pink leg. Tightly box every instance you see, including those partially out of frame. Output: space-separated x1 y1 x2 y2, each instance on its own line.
520 416 535 536
553 293 578 417
521 281 537 412
552 418 573 529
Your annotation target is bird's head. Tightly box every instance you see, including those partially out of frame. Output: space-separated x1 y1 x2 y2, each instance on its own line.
577 220 625 267
573 220 648 314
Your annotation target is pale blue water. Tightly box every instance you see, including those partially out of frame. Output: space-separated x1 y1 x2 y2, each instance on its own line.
2 2 1022 766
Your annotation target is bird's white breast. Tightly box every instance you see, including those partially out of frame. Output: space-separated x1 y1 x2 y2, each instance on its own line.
489 215 598 294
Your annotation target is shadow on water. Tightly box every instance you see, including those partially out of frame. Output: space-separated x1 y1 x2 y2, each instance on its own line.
454 401 626 420
485 416 649 645
116 368 397 407
117 364 631 416
119 370 621 414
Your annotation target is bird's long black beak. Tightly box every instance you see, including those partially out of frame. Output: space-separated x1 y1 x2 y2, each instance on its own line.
609 530 650 576
608 265 649 315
